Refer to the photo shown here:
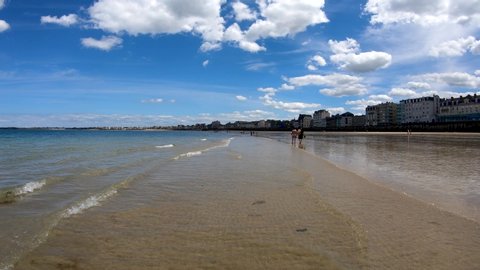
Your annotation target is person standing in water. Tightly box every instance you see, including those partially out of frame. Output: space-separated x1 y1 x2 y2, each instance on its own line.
291 128 298 145
298 129 305 147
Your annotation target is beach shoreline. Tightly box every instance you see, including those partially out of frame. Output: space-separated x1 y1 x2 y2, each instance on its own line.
13 136 480 269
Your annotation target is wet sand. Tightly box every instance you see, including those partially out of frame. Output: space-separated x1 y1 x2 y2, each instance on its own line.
14 136 480 269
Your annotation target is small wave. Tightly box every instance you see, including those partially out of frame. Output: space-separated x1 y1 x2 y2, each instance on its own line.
156 144 175 149
14 180 47 196
62 189 117 218
0 180 48 204
201 138 207 141
173 151 203 160
173 138 234 160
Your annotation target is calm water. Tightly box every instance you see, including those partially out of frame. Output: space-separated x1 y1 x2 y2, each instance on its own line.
259 131 480 222
0 129 234 269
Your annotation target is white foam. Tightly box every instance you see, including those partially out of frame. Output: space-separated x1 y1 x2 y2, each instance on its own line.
14 180 47 196
156 144 175 149
62 189 117 218
201 138 207 141
173 138 234 160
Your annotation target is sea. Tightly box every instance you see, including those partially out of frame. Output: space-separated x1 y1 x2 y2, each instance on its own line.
1 129 479 269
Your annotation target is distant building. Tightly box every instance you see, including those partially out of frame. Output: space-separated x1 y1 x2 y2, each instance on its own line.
352 115 366 128
338 112 354 127
312 110 330 128
297 114 312 128
438 94 480 122
366 102 399 126
400 95 440 123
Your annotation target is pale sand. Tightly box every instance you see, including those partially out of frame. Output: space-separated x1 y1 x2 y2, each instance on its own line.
14 136 480 269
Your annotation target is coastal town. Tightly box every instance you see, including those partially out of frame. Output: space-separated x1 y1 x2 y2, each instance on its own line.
177 94 480 132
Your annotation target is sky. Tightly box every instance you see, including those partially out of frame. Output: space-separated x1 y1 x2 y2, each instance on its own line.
0 0 479 127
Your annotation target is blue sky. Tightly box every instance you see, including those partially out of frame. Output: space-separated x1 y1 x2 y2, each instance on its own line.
0 0 479 127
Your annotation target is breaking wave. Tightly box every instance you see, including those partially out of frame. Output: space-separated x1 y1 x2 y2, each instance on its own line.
0 180 48 204
173 138 234 160
156 144 175 149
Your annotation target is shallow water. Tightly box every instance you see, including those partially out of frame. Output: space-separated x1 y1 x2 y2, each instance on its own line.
2 130 480 269
259 131 480 222
0 129 233 269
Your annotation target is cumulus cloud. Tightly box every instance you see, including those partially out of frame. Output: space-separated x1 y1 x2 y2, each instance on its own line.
202 60 210 67
219 110 275 121
88 0 225 52
326 107 346 115
0 20 9 32
346 95 393 111
81 36 123 51
287 73 368 97
224 0 329 52
329 38 360 54
306 55 327 70
389 88 419 97
364 0 480 26
407 81 432 89
429 36 480 57
329 38 392 73
236 95 247 101
475 70 480 76
0 1 9 32
41 14 79 27
413 72 480 88
279 83 295 90
261 94 321 113
232 1 257 21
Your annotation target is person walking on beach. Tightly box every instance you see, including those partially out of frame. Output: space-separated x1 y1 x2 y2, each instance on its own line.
298 129 305 148
291 128 298 144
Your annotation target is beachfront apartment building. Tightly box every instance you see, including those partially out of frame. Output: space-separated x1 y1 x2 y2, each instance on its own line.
366 102 398 126
400 95 440 124
312 109 330 128
298 114 313 128
437 94 480 122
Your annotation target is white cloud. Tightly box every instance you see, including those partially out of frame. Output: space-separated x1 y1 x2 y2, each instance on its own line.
220 110 275 121
306 55 327 70
232 1 257 22
429 36 480 57
0 2 8 32
326 107 346 115
88 0 225 52
475 70 480 76
407 81 432 89
142 98 163 103
330 51 392 73
364 0 480 26
202 60 210 67
329 38 392 73
236 95 247 101
261 93 321 113
346 95 393 111
279 83 295 91
389 87 419 97
81 36 123 51
41 14 79 27
413 72 480 88
257 87 277 95
224 0 329 52
329 38 360 54
0 20 9 32
287 73 368 97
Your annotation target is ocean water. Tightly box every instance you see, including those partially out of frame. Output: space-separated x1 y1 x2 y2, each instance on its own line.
0 129 234 269
2 130 480 269
260 131 480 222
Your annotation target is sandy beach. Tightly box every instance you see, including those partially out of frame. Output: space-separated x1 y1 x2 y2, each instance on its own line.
13 136 480 269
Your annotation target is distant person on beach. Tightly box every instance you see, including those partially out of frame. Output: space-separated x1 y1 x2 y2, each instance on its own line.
291 129 298 144
298 129 304 147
